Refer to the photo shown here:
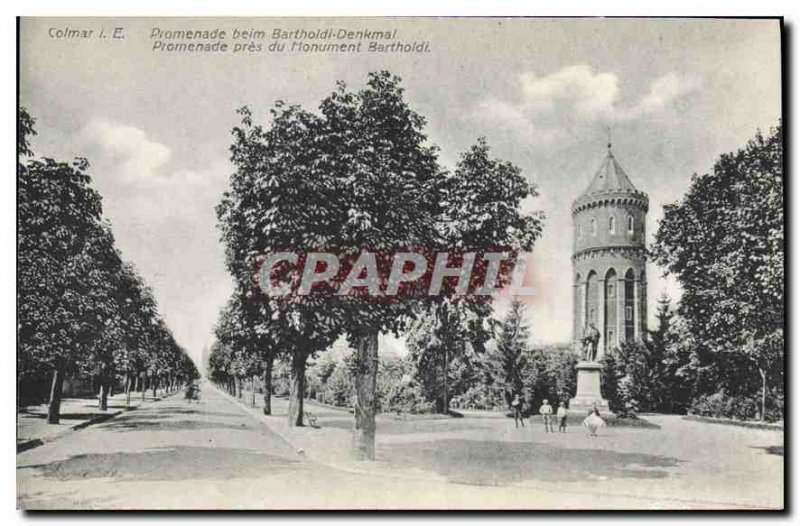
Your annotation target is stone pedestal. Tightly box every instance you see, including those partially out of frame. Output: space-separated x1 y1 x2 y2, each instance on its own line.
569 361 611 415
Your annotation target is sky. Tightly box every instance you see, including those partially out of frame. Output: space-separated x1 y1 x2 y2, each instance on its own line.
19 17 782 366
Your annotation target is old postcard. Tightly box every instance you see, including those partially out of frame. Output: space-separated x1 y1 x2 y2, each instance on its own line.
16 17 784 510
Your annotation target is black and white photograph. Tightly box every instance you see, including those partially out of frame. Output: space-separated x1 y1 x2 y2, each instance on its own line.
15 16 784 510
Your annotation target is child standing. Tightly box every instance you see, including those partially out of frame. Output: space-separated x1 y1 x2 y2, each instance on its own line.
539 399 554 433
557 401 568 432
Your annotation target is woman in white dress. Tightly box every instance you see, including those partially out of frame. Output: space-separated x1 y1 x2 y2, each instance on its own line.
582 406 605 436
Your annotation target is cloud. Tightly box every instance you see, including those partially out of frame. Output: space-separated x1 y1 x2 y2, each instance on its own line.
473 98 564 144
79 119 229 222
635 72 698 115
520 65 619 118
81 120 172 185
74 119 234 358
471 66 698 143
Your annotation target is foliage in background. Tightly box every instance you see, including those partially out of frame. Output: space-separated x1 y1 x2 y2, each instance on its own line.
296 302 577 417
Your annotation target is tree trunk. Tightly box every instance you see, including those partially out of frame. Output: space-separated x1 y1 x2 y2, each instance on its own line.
759 367 767 422
263 356 274 415
47 365 65 424
439 303 450 415
134 373 140 392
99 380 109 411
125 374 131 407
443 345 449 415
142 376 147 400
251 376 256 407
353 329 379 460
287 351 307 427
152 376 157 399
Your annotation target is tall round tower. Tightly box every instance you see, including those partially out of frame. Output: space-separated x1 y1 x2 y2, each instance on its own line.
572 143 649 359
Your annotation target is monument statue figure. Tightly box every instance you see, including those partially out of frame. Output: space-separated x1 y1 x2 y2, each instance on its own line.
581 323 600 362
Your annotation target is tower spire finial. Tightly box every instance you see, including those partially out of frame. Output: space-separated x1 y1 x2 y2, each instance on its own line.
606 125 612 152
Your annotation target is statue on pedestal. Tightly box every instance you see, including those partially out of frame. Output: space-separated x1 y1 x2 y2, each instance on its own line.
571 323 609 415
581 323 600 362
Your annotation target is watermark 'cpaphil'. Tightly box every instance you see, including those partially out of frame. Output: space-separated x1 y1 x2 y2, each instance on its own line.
255 247 535 301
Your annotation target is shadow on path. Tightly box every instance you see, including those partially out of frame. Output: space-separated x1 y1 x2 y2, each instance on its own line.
97 419 254 433
384 439 681 486
147 407 242 418
751 445 784 456
19 446 302 482
19 412 121 421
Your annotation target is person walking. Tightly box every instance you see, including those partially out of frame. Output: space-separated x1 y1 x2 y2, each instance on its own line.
511 394 525 428
557 401 568 433
539 399 554 433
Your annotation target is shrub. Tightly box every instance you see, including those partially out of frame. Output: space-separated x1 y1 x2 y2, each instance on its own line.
318 362 353 407
457 384 505 410
689 391 759 421
382 380 434 414
600 351 639 418
377 354 433 414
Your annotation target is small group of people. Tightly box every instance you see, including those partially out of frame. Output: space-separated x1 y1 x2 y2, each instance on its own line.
511 394 606 436
536 399 568 433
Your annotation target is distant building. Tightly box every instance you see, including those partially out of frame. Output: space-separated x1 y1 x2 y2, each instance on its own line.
572 143 649 358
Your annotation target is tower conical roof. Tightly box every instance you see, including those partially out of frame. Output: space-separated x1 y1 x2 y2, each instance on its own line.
572 145 648 214
581 147 639 196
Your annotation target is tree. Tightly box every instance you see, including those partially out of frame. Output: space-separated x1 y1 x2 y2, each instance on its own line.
221 71 446 455
651 123 784 421
220 103 344 427
217 72 544 459
18 112 106 422
18 107 197 422
485 300 530 408
111 262 161 407
647 294 694 413
406 302 477 413
406 138 544 414
316 72 445 459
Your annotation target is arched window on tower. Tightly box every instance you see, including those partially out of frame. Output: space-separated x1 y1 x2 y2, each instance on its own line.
608 216 616 234
578 224 583 239
591 218 597 236
627 215 634 235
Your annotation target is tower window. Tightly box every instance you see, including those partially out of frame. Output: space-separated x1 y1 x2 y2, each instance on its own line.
578 224 583 239
627 215 634 234
591 219 597 236
609 216 616 234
